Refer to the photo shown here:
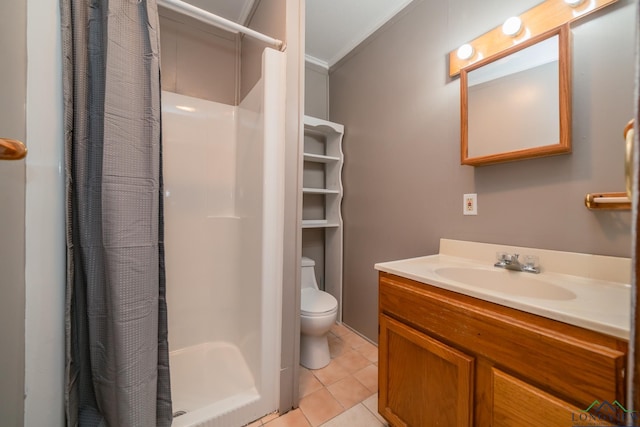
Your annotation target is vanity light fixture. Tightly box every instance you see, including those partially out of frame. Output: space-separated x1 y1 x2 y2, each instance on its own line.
456 44 475 60
502 16 523 37
449 0 617 77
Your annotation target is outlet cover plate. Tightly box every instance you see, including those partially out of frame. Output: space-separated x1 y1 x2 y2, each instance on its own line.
464 193 477 215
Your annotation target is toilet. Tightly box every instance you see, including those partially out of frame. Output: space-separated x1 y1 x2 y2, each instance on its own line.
300 257 338 369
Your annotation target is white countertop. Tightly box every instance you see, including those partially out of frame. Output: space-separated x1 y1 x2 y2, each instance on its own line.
375 240 631 340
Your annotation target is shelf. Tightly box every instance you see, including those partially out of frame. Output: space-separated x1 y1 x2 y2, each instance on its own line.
302 187 340 195
303 153 340 163
302 220 340 229
301 115 344 322
304 115 345 134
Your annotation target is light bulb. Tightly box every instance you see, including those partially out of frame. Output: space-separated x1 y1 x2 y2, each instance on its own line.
502 16 523 37
456 44 474 60
564 0 585 6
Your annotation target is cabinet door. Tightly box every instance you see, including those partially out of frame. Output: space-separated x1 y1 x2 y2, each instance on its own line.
492 369 616 427
379 314 474 427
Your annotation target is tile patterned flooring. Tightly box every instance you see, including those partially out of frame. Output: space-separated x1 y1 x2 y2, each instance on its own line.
246 323 388 427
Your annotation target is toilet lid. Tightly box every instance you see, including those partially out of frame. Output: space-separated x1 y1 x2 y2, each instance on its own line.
301 288 337 315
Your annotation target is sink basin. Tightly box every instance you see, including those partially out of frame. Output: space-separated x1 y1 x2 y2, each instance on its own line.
435 267 577 301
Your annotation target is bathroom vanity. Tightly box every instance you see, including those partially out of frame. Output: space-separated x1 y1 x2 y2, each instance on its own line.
376 240 629 427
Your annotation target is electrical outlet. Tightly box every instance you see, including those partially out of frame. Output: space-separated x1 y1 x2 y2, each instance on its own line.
463 193 477 215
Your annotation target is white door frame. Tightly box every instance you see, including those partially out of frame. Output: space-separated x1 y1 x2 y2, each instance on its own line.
24 1 66 425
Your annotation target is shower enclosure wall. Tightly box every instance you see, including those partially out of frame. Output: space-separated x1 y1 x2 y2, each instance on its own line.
162 48 285 427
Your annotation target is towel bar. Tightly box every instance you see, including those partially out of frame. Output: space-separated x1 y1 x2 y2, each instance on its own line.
0 138 27 161
585 192 631 210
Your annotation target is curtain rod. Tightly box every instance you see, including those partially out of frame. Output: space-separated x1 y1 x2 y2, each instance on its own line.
157 0 284 51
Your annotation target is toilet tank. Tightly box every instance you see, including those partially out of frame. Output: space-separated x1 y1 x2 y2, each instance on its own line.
301 257 319 290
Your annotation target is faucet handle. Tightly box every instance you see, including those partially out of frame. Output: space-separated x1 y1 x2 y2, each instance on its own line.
506 253 519 263
522 254 540 271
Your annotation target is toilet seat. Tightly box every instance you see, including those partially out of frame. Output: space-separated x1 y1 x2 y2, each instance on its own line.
301 288 337 317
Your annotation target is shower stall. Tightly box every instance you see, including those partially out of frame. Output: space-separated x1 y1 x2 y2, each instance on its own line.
161 47 286 427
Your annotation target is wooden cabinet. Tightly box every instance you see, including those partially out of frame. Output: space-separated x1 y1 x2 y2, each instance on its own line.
378 272 627 427
492 369 615 427
379 314 474 427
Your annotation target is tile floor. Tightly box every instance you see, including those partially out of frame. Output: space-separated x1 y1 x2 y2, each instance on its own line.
246 323 388 427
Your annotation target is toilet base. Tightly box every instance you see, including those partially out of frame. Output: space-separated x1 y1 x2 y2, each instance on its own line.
300 333 331 369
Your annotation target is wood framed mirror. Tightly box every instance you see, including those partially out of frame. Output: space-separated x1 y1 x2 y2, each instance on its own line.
460 24 571 166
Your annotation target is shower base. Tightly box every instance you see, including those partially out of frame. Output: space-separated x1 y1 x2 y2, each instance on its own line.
170 341 260 427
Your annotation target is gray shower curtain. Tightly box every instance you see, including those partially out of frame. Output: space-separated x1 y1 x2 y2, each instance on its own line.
61 0 172 425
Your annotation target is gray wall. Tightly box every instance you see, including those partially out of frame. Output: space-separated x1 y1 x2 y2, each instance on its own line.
305 62 329 119
240 0 286 99
0 0 26 425
302 62 330 291
159 8 239 105
300 59 332 303
329 0 636 342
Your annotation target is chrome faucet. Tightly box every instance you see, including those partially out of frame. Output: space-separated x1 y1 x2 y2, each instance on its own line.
494 252 540 274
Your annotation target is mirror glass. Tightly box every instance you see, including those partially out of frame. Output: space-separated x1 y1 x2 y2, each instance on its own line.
461 26 570 166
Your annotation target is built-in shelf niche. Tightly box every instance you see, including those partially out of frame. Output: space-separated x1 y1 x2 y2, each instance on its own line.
302 115 344 321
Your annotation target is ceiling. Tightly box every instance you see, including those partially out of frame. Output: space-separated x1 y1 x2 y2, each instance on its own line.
175 0 415 70
305 0 414 69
